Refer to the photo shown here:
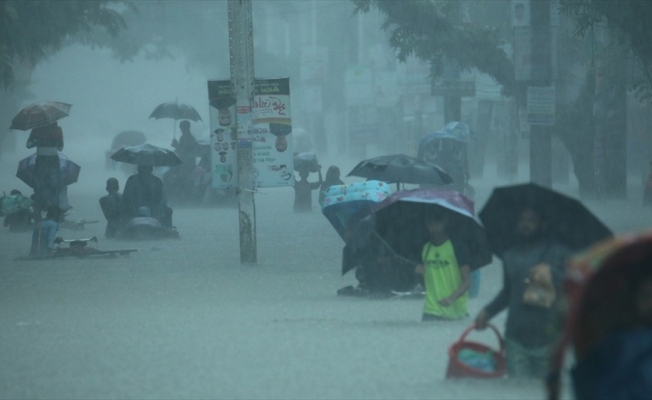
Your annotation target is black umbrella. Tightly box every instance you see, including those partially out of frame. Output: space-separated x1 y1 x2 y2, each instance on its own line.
347 154 453 186
10 101 72 130
111 143 182 167
479 183 613 259
149 101 202 138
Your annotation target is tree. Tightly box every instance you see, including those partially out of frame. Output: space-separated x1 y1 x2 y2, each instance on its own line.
0 0 128 90
560 0 652 97
353 0 515 94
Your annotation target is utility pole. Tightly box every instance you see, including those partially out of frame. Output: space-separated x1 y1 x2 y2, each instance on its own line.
228 0 257 264
529 0 553 187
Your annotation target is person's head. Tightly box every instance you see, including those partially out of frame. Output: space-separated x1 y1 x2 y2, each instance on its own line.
179 120 191 133
218 108 232 127
426 210 448 239
137 165 153 175
298 170 309 180
106 177 119 193
325 166 340 183
515 207 547 240
46 205 60 222
10 189 21 196
275 134 288 152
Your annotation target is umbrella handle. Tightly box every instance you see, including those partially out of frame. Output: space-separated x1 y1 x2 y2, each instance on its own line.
372 231 417 266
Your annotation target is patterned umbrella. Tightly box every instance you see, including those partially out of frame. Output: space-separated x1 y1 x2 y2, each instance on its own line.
10 101 72 131
370 188 492 271
16 153 81 188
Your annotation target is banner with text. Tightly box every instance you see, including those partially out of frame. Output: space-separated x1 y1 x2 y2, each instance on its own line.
208 78 293 190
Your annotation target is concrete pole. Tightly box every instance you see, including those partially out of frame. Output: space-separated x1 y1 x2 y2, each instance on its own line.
529 0 552 187
228 0 257 264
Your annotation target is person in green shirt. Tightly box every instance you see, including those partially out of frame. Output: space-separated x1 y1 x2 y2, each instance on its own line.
415 211 471 321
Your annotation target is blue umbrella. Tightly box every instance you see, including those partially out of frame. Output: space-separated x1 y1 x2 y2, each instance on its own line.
321 180 392 244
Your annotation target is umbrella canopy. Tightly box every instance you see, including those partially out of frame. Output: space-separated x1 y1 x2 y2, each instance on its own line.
149 102 202 122
420 121 477 147
110 130 147 151
111 143 182 167
321 180 392 244
347 154 453 186
548 232 652 400
342 188 492 276
373 189 491 269
10 101 72 131
479 183 612 259
0 193 34 216
16 153 81 188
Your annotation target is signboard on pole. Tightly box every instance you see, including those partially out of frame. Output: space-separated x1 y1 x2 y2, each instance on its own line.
208 80 238 189
527 86 556 125
208 78 294 189
252 77 294 188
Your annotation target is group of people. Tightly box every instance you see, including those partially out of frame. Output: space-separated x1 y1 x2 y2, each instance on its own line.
293 165 343 212
100 166 176 240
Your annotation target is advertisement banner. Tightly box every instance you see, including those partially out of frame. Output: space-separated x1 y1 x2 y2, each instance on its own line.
252 78 294 188
208 78 294 190
208 80 238 189
527 86 556 125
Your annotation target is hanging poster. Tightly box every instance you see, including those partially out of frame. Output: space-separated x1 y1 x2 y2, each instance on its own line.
208 78 293 190
208 80 237 189
252 78 294 188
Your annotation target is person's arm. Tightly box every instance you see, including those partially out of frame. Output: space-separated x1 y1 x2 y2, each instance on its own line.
55 126 64 151
440 265 471 306
475 270 510 329
310 168 323 190
26 131 37 148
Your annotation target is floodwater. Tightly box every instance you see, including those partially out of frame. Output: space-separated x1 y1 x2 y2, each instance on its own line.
1 149 648 399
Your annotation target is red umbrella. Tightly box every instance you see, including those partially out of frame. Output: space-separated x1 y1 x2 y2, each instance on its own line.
10 101 71 131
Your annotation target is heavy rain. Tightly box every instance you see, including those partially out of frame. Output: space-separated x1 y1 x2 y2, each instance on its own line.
1 1 651 399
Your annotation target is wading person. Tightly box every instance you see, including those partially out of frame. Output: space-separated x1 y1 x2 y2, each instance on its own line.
475 208 571 378
415 211 471 321
99 178 124 239
26 122 64 219
293 166 322 212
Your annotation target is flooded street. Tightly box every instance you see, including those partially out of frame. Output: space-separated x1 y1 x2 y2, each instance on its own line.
1 155 647 399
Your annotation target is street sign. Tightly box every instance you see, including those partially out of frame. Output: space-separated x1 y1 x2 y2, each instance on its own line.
527 86 556 126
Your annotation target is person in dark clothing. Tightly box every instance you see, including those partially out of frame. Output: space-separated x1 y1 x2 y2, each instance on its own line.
319 165 344 205
3 190 35 232
123 165 168 223
169 120 199 202
99 178 124 239
26 122 64 218
474 208 572 378
293 166 322 212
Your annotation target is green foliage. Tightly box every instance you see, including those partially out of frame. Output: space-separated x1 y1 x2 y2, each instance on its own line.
560 0 652 97
353 0 515 94
0 0 128 90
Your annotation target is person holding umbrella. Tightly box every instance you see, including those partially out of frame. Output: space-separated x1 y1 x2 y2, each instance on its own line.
25 121 64 218
474 183 612 379
415 210 472 321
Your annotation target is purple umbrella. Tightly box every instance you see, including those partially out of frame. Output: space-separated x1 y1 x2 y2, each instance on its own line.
17 153 81 188
349 188 491 272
